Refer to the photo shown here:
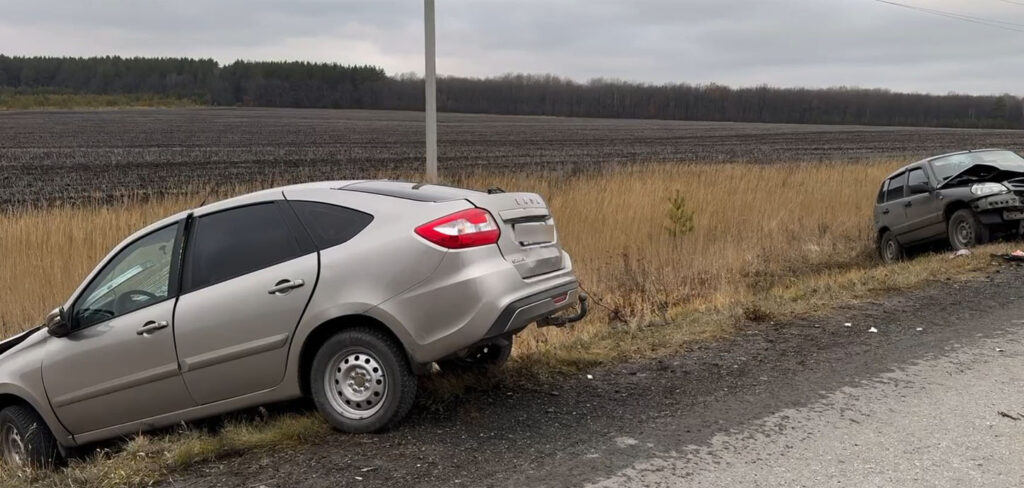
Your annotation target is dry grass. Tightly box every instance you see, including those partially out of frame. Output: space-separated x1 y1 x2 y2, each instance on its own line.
2 161 888 336
0 160 1014 486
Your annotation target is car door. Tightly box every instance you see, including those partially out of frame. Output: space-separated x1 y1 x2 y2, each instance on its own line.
42 222 195 435
902 167 945 243
173 201 318 405
879 171 908 240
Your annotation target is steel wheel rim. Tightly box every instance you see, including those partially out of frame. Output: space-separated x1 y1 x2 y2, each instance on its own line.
325 348 388 419
884 239 897 261
955 219 973 247
1 423 25 467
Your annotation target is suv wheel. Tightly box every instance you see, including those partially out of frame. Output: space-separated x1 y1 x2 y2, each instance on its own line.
310 328 416 433
439 337 513 372
878 230 904 264
0 405 62 468
948 209 989 250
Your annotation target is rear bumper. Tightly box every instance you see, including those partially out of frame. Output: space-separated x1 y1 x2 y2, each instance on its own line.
481 281 585 340
370 246 580 364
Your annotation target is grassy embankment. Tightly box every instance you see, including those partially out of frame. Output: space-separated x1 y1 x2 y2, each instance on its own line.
0 90 198 110
0 161 1012 487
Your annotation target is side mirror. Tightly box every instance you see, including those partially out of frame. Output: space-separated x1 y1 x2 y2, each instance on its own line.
908 182 931 194
45 307 71 338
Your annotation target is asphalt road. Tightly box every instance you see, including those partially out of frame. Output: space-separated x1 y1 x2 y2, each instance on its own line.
590 315 1024 487
167 264 1024 488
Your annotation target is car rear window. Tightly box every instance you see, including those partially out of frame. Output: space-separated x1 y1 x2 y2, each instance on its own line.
183 203 307 292
289 201 373 250
342 181 483 202
885 172 907 202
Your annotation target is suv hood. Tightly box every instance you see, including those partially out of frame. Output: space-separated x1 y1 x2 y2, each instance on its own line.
939 163 1024 188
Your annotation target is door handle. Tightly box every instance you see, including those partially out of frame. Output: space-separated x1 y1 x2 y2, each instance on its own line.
137 320 169 335
882 208 890 215
904 201 913 208
268 279 305 295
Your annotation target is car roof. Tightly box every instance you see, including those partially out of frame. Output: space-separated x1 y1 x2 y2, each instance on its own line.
885 148 1010 180
191 180 367 217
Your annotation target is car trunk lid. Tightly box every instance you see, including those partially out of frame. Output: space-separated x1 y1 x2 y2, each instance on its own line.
465 192 564 278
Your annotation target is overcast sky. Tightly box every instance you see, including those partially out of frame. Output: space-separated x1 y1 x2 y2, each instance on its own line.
1 0 1021 95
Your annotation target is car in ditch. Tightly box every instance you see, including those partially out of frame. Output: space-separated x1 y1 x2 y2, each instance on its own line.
875 149 1024 262
0 181 587 467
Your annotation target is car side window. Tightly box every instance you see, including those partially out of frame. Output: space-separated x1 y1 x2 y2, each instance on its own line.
73 224 179 330
183 203 307 293
885 172 907 202
907 168 929 195
289 201 374 250
876 180 889 204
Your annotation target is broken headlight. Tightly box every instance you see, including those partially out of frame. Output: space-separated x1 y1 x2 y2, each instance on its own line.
971 182 1009 196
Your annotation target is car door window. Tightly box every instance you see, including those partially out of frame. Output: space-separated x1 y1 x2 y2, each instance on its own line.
885 173 907 202
907 168 929 195
74 224 179 330
876 180 889 204
289 201 374 250
183 203 307 292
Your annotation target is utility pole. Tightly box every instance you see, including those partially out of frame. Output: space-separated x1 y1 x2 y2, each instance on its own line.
424 0 438 183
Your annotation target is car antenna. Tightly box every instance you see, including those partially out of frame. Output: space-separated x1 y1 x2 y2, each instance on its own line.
197 183 218 208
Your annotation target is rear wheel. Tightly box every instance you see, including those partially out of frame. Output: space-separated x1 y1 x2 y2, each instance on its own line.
948 209 989 250
878 230 904 264
439 337 513 372
310 328 416 433
0 405 62 468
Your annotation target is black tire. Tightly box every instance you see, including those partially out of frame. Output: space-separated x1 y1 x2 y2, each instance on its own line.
878 230 904 264
948 209 989 250
309 327 416 433
0 404 62 468
439 337 513 372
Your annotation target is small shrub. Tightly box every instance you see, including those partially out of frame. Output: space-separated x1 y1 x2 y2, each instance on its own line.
665 190 695 238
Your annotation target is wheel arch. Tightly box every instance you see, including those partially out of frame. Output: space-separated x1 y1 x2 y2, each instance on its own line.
944 200 972 222
877 226 891 242
0 392 33 413
297 314 412 397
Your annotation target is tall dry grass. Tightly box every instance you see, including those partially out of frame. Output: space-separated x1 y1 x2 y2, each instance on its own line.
0 162 893 339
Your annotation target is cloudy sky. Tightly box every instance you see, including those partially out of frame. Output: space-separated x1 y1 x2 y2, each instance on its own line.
0 0 1021 95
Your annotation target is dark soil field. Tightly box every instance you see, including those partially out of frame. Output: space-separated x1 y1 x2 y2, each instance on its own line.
1 107 1022 208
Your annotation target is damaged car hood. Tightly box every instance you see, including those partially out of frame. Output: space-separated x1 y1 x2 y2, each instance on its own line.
939 163 1024 188
0 325 43 358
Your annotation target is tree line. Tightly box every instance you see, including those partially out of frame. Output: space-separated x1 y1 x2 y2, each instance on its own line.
2 55 1021 129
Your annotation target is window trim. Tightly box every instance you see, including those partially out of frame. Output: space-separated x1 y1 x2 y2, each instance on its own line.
876 179 889 205
906 167 930 196
180 201 315 295
884 171 908 203
68 220 185 333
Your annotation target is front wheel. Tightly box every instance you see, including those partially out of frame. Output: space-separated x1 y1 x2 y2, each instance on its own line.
0 405 62 468
948 209 989 250
310 328 417 433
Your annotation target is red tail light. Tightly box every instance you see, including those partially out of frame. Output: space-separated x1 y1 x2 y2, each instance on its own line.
415 208 501 249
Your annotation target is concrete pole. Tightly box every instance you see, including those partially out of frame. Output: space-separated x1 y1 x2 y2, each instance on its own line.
424 0 438 183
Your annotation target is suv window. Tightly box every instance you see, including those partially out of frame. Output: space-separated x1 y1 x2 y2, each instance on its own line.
184 203 306 292
907 168 929 195
876 180 889 204
74 224 179 329
289 201 373 250
885 172 907 202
